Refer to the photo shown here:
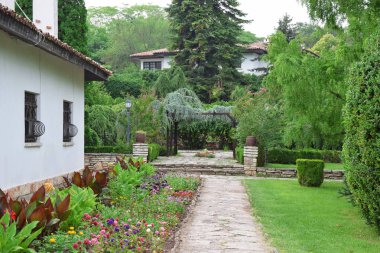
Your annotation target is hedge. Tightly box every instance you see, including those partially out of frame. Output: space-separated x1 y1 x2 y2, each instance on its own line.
343 34 380 231
148 144 161 162
85 146 132 154
267 148 341 164
236 147 244 164
296 159 324 187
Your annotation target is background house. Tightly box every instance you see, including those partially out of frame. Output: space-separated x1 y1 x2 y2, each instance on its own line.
0 0 111 193
130 42 269 75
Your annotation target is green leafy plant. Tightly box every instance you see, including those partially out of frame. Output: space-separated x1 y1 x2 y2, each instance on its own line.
236 147 244 164
51 185 97 229
0 212 42 253
148 143 161 161
0 186 71 234
296 159 324 187
63 166 108 195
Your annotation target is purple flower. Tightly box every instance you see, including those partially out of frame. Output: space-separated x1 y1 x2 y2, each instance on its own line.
114 227 120 232
125 232 130 236
133 230 138 234
107 218 115 226
124 224 130 230
111 238 115 242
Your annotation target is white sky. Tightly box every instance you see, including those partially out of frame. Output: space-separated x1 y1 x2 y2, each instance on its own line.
85 0 311 38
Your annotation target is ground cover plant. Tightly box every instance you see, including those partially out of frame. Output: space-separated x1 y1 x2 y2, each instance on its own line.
244 180 380 253
30 159 201 252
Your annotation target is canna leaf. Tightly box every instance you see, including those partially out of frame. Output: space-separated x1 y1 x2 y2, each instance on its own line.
29 205 46 224
72 172 83 187
30 186 45 204
56 195 70 219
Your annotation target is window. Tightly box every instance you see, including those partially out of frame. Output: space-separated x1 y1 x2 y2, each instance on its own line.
143 61 162 70
63 101 78 142
25 92 45 143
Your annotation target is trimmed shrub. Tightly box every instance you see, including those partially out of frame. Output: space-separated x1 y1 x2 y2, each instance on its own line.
267 148 341 164
296 159 324 187
343 34 380 230
85 146 132 154
148 144 161 162
236 147 244 164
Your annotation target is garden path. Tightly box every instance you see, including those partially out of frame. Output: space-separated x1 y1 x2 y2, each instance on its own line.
152 150 244 175
172 176 271 253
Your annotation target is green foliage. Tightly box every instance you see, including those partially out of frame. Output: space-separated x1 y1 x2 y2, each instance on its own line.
85 82 114 107
343 32 380 230
52 185 97 229
264 32 347 149
104 66 144 98
168 0 247 102
238 30 263 44
296 159 324 187
84 145 132 154
0 213 42 253
148 144 161 162
277 14 297 41
88 5 170 70
86 105 117 145
165 176 201 191
15 0 88 53
236 147 244 164
267 148 341 164
233 92 284 148
154 68 188 98
84 127 101 146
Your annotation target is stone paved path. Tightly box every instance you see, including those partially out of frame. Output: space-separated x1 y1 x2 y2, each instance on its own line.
173 176 271 253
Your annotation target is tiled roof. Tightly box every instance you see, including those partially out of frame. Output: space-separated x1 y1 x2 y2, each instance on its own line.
130 48 177 57
130 42 267 58
0 4 112 80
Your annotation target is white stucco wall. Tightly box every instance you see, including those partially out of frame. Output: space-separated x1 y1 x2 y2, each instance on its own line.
140 56 172 70
137 53 267 75
238 53 268 75
0 30 85 190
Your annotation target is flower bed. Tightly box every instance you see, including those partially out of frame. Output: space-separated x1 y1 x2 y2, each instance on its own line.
0 157 201 253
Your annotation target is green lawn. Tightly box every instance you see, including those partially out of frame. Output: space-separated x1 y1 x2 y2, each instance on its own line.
244 180 380 253
265 163 344 170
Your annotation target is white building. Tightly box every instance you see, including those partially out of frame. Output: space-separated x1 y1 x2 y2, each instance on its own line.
130 43 268 75
0 1 111 193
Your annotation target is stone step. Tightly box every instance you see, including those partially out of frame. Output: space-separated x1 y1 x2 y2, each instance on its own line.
153 164 244 176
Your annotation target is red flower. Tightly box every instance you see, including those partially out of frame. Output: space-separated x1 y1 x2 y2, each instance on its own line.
73 243 79 249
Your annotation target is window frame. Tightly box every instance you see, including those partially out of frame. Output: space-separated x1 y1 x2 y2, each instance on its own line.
143 61 162 70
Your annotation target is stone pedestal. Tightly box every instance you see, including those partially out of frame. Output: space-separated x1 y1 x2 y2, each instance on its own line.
133 143 148 162
244 146 258 176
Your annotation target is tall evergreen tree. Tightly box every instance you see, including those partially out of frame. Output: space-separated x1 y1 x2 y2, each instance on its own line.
167 0 247 102
276 14 297 42
16 0 88 54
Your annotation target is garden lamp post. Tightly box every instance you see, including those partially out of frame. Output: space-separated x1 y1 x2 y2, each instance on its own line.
125 99 132 145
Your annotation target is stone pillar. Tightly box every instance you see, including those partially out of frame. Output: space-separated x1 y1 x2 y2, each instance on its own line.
133 143 148 162
244 146 258 176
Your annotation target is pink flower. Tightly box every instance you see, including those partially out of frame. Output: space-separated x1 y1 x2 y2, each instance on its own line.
91 238 99 245
83 213 91 220
100 230 106 235
73 243 79 249
84 238 91 245
155 230 160 236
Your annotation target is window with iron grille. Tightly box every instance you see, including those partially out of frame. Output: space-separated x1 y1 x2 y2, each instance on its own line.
63 101 72 142
143 61 162 70
25 92 38 142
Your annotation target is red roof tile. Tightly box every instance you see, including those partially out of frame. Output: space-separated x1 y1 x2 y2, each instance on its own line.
130 42 267 58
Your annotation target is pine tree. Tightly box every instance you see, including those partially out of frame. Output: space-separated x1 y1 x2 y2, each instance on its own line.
277 14 297 42
16 0 88 54
167 0 247 102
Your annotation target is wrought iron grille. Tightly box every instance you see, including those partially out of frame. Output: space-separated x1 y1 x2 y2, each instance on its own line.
63 101 78 142
25 92 45 142
143 61 162 70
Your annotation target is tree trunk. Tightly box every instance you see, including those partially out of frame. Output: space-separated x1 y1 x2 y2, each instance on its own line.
166 126 170 157
174 121 179 155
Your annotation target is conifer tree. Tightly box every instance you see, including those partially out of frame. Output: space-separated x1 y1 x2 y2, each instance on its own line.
167 0 247 102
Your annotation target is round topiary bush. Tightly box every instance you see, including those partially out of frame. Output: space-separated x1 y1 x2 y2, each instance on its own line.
343 33 380 230
296 159 324 187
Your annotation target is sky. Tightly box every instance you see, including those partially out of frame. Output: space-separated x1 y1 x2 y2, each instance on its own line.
85 0 312 38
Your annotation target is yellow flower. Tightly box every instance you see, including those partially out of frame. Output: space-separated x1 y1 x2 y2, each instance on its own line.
79 231 84 235
70 227 75 230
67 230 76 235
49 238 56 244
44 182 55 193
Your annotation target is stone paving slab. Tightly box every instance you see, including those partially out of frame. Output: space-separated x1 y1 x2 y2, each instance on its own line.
172 176 272 253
